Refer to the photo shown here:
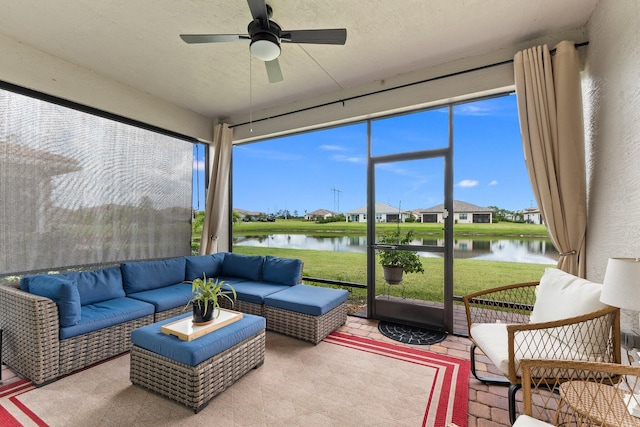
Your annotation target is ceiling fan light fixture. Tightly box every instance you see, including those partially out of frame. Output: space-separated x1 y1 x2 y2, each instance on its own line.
250 33 281 61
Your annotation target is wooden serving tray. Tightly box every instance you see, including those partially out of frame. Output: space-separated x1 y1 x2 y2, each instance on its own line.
161 308 243 341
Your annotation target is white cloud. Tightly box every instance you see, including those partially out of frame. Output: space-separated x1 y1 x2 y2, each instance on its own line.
456 105 494 116
489 180 498 186
320 144 346 151
193 159 205 172
457 179 479 188
332 154 365 164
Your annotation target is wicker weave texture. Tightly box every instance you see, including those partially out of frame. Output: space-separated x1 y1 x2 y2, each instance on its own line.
0 282 154 385
463 281 539 332
219 297 263 316
264 302 347 344
0 283 61 385
155 306 187 322
520 359 640 426
130 330 265 412
59 314 153 376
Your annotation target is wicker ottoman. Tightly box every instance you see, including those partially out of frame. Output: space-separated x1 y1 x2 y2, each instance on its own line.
129 313 266 413
263 284 349 344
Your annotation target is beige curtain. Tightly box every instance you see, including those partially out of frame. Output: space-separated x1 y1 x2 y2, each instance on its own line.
199 123 233 254
514 40 586 277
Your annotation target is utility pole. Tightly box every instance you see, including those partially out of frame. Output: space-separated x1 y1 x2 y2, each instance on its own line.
330 187 342 213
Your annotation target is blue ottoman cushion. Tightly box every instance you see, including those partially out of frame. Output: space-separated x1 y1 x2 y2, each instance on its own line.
131 313 266 366
264 284 349 316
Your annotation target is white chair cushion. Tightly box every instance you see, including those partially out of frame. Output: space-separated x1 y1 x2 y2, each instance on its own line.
530 268 606 323
530 268 610 357
513 415 553 427
470 323 585 378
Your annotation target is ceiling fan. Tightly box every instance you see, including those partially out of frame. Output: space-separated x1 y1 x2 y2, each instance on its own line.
180 0 347 83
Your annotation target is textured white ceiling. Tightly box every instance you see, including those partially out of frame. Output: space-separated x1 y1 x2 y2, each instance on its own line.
0 0 598 119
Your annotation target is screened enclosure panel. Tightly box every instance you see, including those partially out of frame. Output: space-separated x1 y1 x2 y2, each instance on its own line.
0 88 193 275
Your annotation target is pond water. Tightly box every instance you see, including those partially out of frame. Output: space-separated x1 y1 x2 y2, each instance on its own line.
234 234 559 264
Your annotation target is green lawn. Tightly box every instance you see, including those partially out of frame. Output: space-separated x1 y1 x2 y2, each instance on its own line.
232 246 547 302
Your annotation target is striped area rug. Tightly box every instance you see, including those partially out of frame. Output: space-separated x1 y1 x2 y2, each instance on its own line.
1 331 469 426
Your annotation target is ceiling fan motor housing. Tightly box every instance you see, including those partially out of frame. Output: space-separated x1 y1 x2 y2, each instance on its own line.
248 20 281 61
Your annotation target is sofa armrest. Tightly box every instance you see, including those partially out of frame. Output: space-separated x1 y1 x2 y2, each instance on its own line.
463 282 539 334
0 282 61 385
506 306 621 383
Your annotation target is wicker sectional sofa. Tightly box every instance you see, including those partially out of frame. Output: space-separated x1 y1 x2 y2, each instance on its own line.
0 252 348 386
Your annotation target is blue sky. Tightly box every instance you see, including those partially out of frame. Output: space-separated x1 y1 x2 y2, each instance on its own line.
194 93 536 214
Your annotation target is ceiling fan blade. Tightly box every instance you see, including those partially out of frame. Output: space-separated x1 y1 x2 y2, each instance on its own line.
265 59 283 83
180 34 249 44
281 29 347 45
247 0 269 22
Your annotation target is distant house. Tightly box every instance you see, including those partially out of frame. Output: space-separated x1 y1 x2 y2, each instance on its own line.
521 207 544 225
233 208 264 221
305 209 337 221
346 202 411 223
420 200 493 224
410 209 423 221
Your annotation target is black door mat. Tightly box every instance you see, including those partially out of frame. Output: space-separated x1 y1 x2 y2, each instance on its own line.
378 321 448 345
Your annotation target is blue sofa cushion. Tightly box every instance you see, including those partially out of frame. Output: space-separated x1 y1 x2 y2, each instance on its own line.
60 297 155 340
223 280 290 305
264 284 349 316
221 253 264 281
130 313 266 366
128 283 195 312
185 253 226 281
19 275 39 292
60 266 125 306
262 256 303 286
29 276 82 327
121 257 187 294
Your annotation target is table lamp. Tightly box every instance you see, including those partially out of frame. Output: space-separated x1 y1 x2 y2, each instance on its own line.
600 258 640 332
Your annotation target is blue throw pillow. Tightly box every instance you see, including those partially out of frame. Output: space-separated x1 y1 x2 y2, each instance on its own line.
61 266 125 306
185 253 226 281
221 253 264 281
29 276 82 327
20 275 38 292
262 256 303 286
121 257 187 294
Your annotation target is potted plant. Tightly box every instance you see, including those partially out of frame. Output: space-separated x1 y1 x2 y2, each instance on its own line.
186 274 237 325
377 229 425 284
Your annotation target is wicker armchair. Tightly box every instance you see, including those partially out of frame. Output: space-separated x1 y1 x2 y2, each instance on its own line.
463 269 621 425
515 359 640 426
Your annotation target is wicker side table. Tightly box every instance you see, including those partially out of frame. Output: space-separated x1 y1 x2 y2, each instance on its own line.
559 380 640 426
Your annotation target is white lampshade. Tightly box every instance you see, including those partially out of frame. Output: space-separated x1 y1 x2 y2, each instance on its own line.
600 257 640 310
250 38 280 61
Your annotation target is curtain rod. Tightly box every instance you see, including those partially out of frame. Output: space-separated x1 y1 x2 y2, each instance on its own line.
230 41 588 129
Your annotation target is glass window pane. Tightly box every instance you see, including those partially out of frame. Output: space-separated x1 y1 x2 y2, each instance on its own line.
370 107 449 156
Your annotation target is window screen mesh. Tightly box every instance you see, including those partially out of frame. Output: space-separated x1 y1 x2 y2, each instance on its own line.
0 88 193 275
